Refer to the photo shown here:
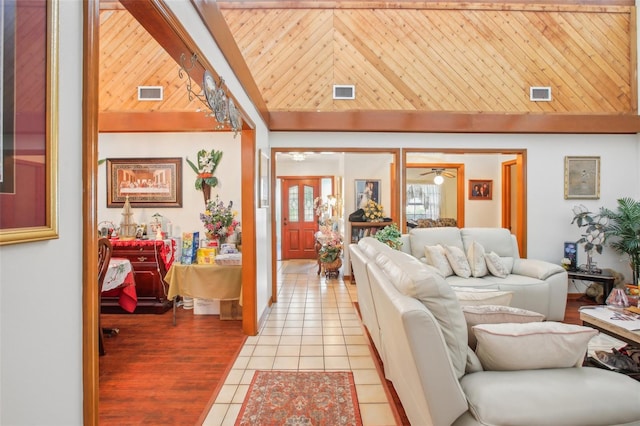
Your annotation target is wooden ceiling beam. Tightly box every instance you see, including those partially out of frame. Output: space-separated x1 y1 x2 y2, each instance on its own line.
191 0 270 127
99 111 225 132
269 111 640 133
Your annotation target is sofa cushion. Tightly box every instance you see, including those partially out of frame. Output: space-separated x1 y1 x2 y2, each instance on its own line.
466 240 488 277
460 228 517 257
444 245 472 278
374 252 468 379
424 244 453 277
460 368 640 426
409 227 464 259
453 288 513 306
484 251 509 278
472 322 597 371
512 258 565 280
462 305 545 349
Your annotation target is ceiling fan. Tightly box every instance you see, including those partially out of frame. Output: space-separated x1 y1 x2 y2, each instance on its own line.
419 168 456 185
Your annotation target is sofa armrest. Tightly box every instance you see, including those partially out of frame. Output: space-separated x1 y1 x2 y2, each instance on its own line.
511 259 565 280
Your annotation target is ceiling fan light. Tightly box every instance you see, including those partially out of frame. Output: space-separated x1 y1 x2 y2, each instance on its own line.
434 175 444 185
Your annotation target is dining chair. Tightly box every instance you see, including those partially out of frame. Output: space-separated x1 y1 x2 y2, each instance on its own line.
98 237 113 356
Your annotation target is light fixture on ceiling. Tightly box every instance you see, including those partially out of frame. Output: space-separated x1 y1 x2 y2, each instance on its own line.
178 53 242 136
291 153 306 162
420 168 456 186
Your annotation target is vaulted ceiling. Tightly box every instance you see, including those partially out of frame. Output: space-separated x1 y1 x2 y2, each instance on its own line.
99 0 640 133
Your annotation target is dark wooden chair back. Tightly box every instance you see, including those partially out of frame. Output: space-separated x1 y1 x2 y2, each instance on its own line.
98 237 112 355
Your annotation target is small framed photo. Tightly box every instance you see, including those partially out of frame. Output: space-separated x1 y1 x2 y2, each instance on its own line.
106 158 182 207
564 156 600 199
469 179 492 200
355 179 380 209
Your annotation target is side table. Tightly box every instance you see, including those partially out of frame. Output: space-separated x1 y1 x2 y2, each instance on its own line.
568 270 615 302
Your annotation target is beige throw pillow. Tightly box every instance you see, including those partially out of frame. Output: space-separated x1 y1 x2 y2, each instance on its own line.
472 322 598 371
484 251 509 278
467 240 488 277
424 244 453 277
444 245 472 278
453 288 514 307
462 305 546 349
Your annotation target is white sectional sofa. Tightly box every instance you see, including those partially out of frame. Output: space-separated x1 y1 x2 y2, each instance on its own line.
399 227 568 320
350 236 640 426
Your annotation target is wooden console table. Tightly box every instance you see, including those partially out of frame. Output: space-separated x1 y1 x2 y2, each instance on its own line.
102 239 176 314
568 270 616 302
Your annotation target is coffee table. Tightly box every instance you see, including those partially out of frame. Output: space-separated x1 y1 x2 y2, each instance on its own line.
580 306 640 346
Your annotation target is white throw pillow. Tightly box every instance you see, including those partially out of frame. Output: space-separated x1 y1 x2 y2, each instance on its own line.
467 241 488 277
424 244 453 277
453 288 513 307
484 251 510 278
444 245 472 278
462 305 546 349
472 322 598 371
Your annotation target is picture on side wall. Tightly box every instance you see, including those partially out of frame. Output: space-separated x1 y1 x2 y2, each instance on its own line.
355 179 380 209
469 179 492 200
564 156 600 200
107 158 182 208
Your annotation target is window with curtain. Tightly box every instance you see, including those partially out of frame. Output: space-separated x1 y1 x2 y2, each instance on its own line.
406 184 441 220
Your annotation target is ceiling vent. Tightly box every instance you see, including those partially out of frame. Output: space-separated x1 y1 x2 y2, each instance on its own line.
529 86 551 102
137 86 164 101
333 85 355 100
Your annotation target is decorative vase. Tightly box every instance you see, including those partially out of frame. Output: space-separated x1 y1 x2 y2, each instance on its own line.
201 182 212 206
322 257 342 279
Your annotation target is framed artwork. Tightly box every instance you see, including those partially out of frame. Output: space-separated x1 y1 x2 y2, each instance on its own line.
0 0 59 245
564 156 600 199
259 149 270 208
469 179 492 200
355 179 380 209
106 158 182 207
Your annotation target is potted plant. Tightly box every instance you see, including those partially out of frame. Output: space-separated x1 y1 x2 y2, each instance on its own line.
600 197 640 285
373 223 403 250
571 204 607 273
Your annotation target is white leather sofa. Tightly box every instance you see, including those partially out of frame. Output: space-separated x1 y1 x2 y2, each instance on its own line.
398 227 568 320
350 237 640 426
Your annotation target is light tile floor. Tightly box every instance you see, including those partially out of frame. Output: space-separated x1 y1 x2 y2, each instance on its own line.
202 260 398 426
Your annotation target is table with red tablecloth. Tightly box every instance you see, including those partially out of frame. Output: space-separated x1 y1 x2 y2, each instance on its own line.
102 258 137 313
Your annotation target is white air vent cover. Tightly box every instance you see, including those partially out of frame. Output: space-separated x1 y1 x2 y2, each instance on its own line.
530 86 551 101
137 86 164 101
333 85 355 100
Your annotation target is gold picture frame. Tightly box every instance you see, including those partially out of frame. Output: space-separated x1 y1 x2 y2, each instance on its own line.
564 156 600 199
0 0 59 245
106 158 182 208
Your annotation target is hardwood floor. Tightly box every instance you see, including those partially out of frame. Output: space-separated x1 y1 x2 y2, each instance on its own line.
98 291 594 425
99 307 245 425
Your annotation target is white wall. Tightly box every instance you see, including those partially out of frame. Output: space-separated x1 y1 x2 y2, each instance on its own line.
98 132 242 242
1 1 84 423
271 132 640 285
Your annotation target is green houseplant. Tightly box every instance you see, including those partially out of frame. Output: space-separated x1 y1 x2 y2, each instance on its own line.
600 197 640 285
373 223 403 250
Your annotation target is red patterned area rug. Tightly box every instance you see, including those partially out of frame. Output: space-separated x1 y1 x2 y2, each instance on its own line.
235 370 362 426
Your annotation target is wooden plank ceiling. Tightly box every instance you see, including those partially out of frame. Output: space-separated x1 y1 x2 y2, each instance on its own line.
219 2 634 114
99 1 639 132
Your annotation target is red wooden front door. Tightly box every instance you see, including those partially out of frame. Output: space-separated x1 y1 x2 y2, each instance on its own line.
281 178 319 259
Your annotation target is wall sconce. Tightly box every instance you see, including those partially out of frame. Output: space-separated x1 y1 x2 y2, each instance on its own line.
178 53 242 136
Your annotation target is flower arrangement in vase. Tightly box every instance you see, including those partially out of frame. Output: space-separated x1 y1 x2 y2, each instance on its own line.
200 195 239 243
373 223 403 250
186 149 223 204
363 199 384 222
